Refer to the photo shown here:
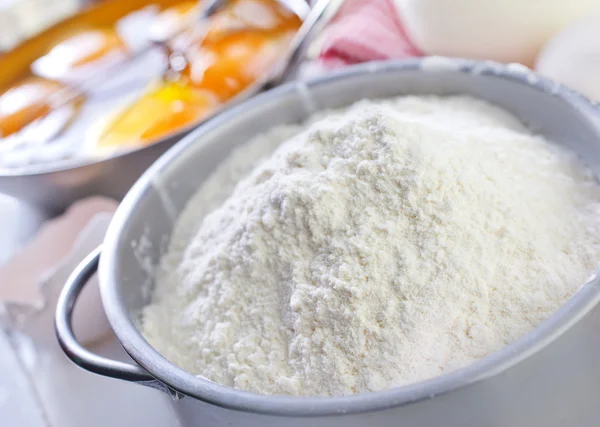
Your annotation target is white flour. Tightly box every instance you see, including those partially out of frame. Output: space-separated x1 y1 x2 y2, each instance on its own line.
142 96 600 396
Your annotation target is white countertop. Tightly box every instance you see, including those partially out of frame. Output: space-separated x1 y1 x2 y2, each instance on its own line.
0 196 178 427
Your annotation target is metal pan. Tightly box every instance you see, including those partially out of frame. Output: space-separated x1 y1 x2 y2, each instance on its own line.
57 59 600 426
0 0 335 215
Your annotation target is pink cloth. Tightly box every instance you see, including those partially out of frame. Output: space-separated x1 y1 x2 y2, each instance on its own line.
319 0 422 68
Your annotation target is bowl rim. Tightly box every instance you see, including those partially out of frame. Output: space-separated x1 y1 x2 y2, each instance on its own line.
100 57 600 416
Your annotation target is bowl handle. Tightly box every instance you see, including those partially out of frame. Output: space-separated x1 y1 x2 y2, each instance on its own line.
54 246 183 399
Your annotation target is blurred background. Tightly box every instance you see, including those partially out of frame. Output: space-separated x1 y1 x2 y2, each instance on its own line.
1 0 600 426
0 0 81 51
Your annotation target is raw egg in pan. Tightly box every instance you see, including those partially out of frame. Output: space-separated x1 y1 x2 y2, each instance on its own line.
183 0 301 100
31 28 129 84
0 77 82 140
95 80 216 151
148 1 198 42
185 29 296 100
93 0 301 153
206 0 301 40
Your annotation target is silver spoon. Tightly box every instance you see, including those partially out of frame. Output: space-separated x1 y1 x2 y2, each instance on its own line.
267 0 344 87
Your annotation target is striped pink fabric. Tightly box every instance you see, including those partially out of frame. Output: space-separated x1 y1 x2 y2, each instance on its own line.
319 0 422 68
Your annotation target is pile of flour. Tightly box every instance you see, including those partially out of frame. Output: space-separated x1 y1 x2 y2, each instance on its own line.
142 95 600 396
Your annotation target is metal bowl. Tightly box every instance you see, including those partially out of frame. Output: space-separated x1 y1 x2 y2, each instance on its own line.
57 59 600 426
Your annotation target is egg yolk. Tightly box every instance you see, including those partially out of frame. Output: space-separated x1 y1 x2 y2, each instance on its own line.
99 0 301 150
185 30 295 100
96 80 215 149
149 1 199 42
0 78 65 138
184 0 301 100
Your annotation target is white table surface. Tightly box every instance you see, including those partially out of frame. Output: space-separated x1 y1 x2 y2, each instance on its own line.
0 195 178 427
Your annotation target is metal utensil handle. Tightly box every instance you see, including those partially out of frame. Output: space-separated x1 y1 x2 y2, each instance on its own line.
197 0 228 20
54 246 182 398
267 0 345 87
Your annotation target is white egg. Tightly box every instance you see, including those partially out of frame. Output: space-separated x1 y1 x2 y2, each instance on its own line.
394 0 600 66
536 13 600 101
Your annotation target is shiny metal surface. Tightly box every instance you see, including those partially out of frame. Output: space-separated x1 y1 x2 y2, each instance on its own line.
60 59 600 426
267 0 344 87
55 248 153 383
0 0 329 215
54 246 185 398
0 140 173 215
